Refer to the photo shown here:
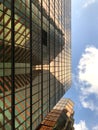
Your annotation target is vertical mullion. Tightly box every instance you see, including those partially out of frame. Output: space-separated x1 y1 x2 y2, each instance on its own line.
54 0 56 105
70 0 72 86
41 0 43 120
58 0 60 100
64 0 66 93
11 0 15 129
48 0 50 112
61 0 62 96
38 2 40 124
3 1 5 128
2 1 5 129
64 0 67 91
30 0 33 129
24 1 26 128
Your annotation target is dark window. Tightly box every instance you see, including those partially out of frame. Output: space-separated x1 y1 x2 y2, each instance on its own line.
42 29 47 46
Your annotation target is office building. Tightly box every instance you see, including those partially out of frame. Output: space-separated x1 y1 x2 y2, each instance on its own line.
0 0 71 129
37 98 74 130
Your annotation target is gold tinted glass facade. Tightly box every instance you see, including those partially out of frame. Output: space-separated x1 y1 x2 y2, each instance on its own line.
37 98 74 130
0 0 71 129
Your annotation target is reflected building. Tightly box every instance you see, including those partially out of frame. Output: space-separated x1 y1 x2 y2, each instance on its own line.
0 0 71 130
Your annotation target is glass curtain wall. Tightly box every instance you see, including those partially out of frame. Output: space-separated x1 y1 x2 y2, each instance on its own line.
0 0 71 129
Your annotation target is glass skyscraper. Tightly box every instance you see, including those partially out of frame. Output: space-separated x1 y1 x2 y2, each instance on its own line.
0 0 71 129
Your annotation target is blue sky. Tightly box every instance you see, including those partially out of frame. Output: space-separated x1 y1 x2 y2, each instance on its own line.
64 0 98 130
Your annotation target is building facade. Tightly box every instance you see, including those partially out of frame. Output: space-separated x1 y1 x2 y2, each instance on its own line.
37 98 74 130
0 0 71 130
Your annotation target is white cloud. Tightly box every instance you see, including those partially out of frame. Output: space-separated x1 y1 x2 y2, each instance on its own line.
82 0 96 8
92 125 98 130
80 96 93 110
77 46 98 112
80 95 98 111
74 120 88 130
78 46 98 95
